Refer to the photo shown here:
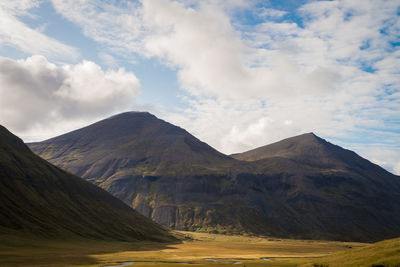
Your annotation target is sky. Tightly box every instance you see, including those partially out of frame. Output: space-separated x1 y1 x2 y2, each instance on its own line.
0 0 399 174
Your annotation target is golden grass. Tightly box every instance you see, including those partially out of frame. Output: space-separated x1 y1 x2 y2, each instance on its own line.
299 237 400 267
0 231 369 267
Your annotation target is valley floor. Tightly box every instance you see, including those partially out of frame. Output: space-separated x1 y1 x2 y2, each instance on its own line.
1 231 398 267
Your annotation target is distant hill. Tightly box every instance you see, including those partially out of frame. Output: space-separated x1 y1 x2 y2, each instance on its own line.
232 132 397 179
232 132 363 170
0 125 174 242
28 112 400 242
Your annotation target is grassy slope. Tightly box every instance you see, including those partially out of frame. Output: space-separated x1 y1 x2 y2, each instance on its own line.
0 125 174 242
303 237 400 267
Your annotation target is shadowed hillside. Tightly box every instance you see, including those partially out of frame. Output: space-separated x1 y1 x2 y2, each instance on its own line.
0 125 175 242
29 112 400 242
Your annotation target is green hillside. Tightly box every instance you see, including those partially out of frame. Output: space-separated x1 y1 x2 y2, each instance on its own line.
0 125 175 242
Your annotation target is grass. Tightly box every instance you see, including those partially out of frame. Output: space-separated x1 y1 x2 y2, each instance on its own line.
301 237 400 267
0 234 176 267
0 231 368 267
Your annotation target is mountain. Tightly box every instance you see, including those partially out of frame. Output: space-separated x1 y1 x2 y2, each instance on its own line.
230 133 400 242
29 112 234 181
0 125 174 242
28 112 400 242
231 132 363 170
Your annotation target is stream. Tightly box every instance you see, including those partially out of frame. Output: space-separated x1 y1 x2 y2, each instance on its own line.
104 261 134 267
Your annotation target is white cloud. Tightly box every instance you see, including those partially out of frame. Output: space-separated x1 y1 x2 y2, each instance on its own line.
0 55 140 140
99 52 118 68
258 8 287 19
142 0 254 98
0 0 39 15
0 0 78 61
51 0 143 55
23 0 400 174
144 0 400 174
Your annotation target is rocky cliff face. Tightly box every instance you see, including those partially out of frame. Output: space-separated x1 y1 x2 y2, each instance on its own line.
29 112 400 242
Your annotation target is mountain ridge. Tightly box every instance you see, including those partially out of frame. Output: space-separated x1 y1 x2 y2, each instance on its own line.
233 132 396 177
29 112 235 181
28 112 400 242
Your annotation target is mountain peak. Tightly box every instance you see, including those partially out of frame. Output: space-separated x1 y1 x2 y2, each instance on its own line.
29 111 232 179
107 111 156 120
231 132 326 160
232 132 393 175
282 132 323 143
302 132 317 138
231 132 354 170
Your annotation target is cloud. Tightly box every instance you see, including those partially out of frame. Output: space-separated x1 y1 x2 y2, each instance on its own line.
142 0 399 173
0 0 78 61
142 0 255 98
258 8 287 19
0 0 39 16
99 52 118 68
0 55 140 140
51 0 143 55
32 0 400 174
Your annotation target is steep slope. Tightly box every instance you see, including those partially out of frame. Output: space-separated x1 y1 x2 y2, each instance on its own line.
29 112 235 182
0 125 174 242
29 113 400 242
